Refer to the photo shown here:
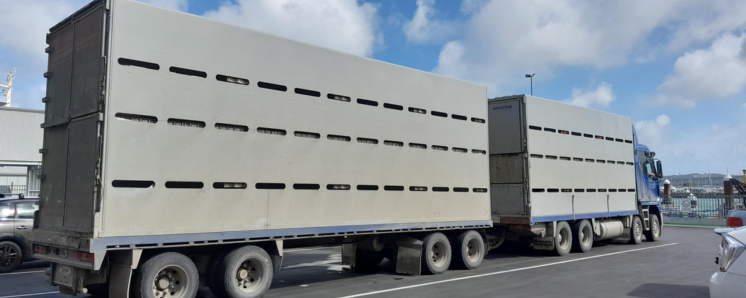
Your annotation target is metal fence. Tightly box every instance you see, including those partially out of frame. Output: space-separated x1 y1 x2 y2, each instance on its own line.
661 194 746 219
0 185 28 198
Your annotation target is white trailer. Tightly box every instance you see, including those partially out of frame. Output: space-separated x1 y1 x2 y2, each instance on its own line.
32 0 491 297
487 95 663 255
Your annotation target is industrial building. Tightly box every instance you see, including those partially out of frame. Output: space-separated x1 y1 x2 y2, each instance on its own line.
0 106 43 197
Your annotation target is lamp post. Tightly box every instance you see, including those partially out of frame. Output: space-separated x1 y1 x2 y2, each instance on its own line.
525 73 535 95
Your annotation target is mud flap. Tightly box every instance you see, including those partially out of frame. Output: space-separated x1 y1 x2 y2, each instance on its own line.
532 237 554 251
395 237 423 275
108 249 142 298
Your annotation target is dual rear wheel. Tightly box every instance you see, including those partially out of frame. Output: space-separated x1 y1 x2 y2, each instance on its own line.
421 230 485 274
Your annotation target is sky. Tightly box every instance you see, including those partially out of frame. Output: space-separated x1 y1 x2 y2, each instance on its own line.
1 0 745 176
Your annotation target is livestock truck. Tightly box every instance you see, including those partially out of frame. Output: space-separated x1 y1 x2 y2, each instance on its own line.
30 1 663 297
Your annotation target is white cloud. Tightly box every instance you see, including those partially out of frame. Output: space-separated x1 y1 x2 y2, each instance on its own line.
432 0 746 95
402 0 459 44
635 114 671 151
203 0 381 57
654 33 746 108
564 82 616 109
134 0 188 11
656 115 671 126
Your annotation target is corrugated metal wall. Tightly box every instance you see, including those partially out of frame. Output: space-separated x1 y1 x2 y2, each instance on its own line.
0 107 44 164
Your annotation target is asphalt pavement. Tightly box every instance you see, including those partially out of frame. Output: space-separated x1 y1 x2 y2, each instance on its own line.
0 226 720 298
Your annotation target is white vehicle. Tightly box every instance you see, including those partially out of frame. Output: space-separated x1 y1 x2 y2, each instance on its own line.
32 1 663 297
711 227 746 298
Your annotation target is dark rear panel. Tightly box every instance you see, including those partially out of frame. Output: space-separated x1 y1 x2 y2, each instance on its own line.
38 1 107 234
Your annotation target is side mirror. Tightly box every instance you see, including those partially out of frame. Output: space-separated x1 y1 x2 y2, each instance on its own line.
656 160 663 178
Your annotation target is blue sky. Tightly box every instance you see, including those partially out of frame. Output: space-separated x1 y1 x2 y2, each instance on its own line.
1 0 746 175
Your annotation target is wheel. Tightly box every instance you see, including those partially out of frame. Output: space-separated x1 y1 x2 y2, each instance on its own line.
212 246 273 298
644 214 661 242
131 252 199 298
0 241 22 273
452 230 485 269
628 216 643 244
421 232 451 274
352 250 385 273
571 220 593 253
554 221 572 256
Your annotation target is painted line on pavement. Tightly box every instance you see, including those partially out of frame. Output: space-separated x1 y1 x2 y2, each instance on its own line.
0 292 59 298
0 270 46 276
339 242 678 298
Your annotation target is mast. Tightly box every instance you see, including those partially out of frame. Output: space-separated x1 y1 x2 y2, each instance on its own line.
0 68 16 107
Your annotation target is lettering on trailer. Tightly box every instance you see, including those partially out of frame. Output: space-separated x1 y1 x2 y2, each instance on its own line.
492 104 513 111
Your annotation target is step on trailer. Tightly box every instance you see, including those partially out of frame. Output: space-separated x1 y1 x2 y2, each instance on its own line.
486 95 663 255
31 0 492 297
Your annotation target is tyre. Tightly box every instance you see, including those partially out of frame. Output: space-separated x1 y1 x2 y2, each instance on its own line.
628 216 643 244
131 252 199 298
212 246 273 298
571 220 593 253
0 241 22 273
554 221 572 256
452 230 485 270
644 214 661 242
421 232 451 274
352 250 385 273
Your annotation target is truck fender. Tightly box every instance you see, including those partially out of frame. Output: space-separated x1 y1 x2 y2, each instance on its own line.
107 249 143 298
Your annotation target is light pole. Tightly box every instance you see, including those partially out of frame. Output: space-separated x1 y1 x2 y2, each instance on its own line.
525 73 535 95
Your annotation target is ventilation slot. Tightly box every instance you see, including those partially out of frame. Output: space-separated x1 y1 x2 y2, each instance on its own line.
357 98 378 107
431 110 448 117
583 134 593 138
606 137 614 141
544 128 556 133
213 182 247 189
294 183 320 190
471 117 485 123
628 189 636 192
327 184 351 190
112 180 154 188
561 189 572 193
571 132 581 136
216 74 249 85
626 162 634 166
618 189 627 192
257 127 287 136
586 189 597 192
408 107 426 114
169 67 206 78
357 137 378 145
616 138 623 142
609 189 617 192
215 123 248 132
432 187 450 192
532 189 545 193
625 140 633 144
607 160 616 164
585 159 595 163
328 93 351 102
294 131 321 139
118 58 159 70
168 118 205 128
472 149 486 155
547 189 559 193
473 188 488 193
560 156 571 161
384 185 404 191
616 161 625 165
410 186 428 192
383 103 403 110
574 189 585 193
256 183 286 190
432 145 448 151
558 130 569 135
573 157 583 162
115 113 157 123
452 114 467 121
597 160 606 164
357 185 379 191
454 187 469 193
596 135 604 140
165 181 204 189
529 126 541 131
530 154 544 159
384 140 403 147
257 82 287 92
328 134 351 142
409 143 426 149
295 88 320 97
598 189 607 192
545 155 558 160
453 147 468 153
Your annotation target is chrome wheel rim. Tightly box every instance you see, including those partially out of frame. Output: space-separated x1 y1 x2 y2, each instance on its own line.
235 259 264 293
653 219 660 237
430 242 446 266
634 221 642 240
465 238 481 262
558 227 570 250
151 265 188 298
0 245 19 269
